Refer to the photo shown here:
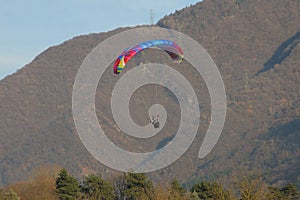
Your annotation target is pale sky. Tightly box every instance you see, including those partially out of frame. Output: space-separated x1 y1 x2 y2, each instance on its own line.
0 0 200 80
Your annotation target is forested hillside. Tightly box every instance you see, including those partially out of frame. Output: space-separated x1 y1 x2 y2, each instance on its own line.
0 0 299 188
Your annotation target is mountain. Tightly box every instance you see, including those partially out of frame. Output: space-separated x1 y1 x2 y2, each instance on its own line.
0 0 299 187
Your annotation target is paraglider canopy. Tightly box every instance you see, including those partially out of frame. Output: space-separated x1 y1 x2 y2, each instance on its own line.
113 39 184 74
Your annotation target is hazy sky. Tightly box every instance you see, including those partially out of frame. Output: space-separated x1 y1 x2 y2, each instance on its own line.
0 0 200 80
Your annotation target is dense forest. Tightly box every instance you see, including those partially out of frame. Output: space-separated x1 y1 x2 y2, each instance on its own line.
0 166 299 200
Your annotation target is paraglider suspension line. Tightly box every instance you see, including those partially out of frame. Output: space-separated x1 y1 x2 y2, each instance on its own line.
138 90 149 120
155 82 158 115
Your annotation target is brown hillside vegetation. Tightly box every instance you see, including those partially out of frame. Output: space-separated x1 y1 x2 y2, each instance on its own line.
0 0 299 188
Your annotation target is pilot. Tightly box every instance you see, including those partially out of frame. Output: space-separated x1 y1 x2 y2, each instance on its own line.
150 116 160 129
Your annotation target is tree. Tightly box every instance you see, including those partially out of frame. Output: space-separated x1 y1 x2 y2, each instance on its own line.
191 181 215 199
123 172 154 200
152 184 169 200
280 183 299 200
191 181 233 200
267 186 282 200
190 190 201 200
169 178 186 198
4 189 20 200
211 182 235 200
267 183 300 200
55 168 80 200
239 177 267 200
26 165 60 200
80 174 115 200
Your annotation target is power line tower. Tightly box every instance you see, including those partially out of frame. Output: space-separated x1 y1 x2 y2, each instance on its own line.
150 9 154 25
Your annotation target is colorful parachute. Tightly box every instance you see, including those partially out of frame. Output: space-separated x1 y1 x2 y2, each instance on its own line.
113 39 184 74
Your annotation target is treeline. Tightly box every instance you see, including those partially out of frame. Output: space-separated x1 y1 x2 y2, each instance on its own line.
0 166 299 200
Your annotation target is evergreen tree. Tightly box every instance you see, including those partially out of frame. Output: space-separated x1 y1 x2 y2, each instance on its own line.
81 174 115 200
191 181 233 200
123 172 154 200
169 178 186 198
4 189 20 200
55 168 80 200
191 181 215 199
190 190 201 200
